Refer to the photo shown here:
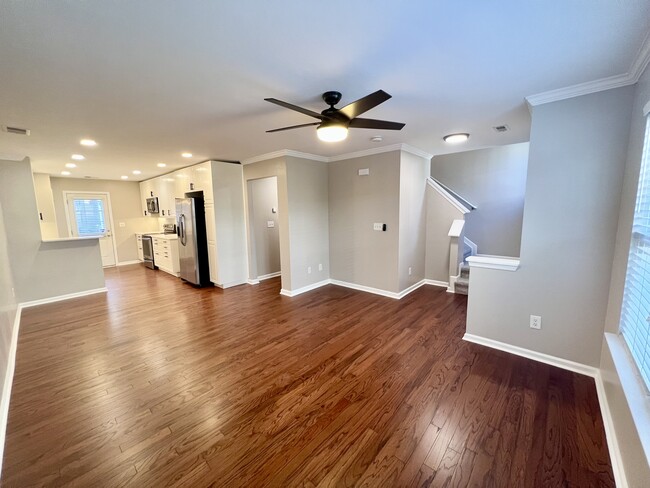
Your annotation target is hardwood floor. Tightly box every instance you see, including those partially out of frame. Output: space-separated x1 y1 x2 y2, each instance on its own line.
2 265 613 487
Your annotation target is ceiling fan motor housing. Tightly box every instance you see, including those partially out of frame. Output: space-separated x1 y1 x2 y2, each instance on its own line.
322 91 342 107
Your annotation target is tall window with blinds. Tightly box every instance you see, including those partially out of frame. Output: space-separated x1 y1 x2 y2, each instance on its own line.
621 115 650 390
72 198 106 236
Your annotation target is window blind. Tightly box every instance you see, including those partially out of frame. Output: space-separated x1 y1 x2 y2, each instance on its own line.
621 115 650 390
73 199 105 236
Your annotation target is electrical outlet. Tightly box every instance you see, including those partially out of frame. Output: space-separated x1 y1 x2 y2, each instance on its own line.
318 264 323 271
530 315 542 330
119 222 126 228
408 266 412 276
307 266 312 274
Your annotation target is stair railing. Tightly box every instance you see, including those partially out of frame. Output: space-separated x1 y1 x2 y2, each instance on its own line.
447 219 466 293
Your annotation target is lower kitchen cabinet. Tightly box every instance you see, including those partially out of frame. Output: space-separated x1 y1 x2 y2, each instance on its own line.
136 234 144 262
152 235 180 276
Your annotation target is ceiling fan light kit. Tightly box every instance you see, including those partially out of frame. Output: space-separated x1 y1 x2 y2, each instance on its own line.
265 90 405 142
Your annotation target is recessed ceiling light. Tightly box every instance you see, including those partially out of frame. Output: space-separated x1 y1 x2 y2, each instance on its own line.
65 163 77 168
61 171 71 176
157 163 167 168
71 154 85 160
121 175 129 180
132 170 141 175
181 152 192 158
443 133 470 143
80 139 97 146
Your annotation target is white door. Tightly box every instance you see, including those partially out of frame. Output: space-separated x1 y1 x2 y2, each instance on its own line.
65 192 116 267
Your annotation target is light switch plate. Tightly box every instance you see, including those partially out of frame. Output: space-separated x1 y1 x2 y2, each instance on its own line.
358 168 370 176
373 223 382 231
267 221 275 228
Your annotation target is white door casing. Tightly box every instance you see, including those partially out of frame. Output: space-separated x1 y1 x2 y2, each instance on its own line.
64 191 118 267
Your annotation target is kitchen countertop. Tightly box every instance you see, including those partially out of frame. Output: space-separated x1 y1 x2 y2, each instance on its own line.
146 233 178 240
42 236 100 243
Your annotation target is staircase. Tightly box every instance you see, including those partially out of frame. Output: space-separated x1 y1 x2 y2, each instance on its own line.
455 262 470 295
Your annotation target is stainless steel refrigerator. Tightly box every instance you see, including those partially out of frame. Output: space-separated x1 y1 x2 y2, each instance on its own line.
176 193 211 287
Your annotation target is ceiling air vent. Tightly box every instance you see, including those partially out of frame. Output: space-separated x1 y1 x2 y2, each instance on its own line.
493 125 509 133
2 125 31 136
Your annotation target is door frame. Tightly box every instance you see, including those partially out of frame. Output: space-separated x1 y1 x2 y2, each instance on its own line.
63 190 119 267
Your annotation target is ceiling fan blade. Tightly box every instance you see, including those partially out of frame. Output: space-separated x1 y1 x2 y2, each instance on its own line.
348 118 405 130
266 122 320 133
264 98 326 120
338 90 392 119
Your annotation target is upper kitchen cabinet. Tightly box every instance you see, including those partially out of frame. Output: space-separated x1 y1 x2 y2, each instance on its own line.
140 179 156 216
32 173 58 239
174 167 192 198
158 176 176 217
191 161 214 202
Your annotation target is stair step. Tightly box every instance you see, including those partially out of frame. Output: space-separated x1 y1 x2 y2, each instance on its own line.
460 263 470 279
455 276 469 295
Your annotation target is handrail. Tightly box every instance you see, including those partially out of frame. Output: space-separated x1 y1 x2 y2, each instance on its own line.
428 177 477 211
466 255 520 271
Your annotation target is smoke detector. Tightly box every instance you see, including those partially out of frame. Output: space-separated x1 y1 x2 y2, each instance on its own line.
493 125 509 133
370 136 383 143
2 125 30 136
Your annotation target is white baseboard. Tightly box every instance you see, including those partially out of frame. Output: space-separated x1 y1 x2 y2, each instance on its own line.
117 260 140 266
424 279 449 288
396 280 427 299
258 271 281 281
19 287 108 309
329 279 400 299
594 371 628 488
215 280 248 289
247 279 260 285
462 333 599 378
280 279 331 297
0 304 22 478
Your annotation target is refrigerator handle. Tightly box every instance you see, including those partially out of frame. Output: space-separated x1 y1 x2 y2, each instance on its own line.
179 214 187 246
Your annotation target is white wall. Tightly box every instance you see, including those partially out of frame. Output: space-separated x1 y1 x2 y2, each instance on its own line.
601 63 650 485
0 159 105 303
248 177 280 278
398 151 429 291
32 173 58 240
328 151 401 293
466 86 635 367
286 157 330 290
431 143 529 257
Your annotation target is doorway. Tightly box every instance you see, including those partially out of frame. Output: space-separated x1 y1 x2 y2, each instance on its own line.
247 177 280 281
64 191 117 267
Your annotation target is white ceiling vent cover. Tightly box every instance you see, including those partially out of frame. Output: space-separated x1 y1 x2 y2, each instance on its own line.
493 125 509 133
2 126 31 136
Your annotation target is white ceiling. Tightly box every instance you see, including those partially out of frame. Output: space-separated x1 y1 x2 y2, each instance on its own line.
0 1 649 181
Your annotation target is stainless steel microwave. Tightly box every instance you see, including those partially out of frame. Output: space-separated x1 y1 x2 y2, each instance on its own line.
146 197 159 214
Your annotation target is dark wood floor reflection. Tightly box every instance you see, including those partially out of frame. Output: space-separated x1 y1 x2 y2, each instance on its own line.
2 265 613 487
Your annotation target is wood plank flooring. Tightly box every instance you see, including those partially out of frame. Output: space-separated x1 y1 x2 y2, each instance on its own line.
2 265 613 487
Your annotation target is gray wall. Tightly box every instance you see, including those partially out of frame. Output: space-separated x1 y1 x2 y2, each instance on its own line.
286 157 330 290
329 151 401 293
398 152 429 291
0 200 18 435
466 86 634 367
431 142 529 257
248 176 280 278
424 185 466 283
243 157 292 290
50 177 150 263
602 64 650 486
0 159 105 302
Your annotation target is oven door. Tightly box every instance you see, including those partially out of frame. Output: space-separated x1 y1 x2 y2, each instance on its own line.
142 236 157 269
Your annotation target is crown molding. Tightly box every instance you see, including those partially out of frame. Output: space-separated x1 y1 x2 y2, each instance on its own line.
241 149 328 165
525 73 635 107
526 30 650 107
629 29 650 83
243 143 433 166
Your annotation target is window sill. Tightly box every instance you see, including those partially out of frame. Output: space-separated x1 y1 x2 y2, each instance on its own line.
605 332 650 466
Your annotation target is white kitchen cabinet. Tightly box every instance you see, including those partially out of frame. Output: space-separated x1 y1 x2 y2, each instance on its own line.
32 173 59 239
152 235 180 276
174 167 192 198
159 176 176 217
191 161 213 202
139 179 156 217
136 233 144 261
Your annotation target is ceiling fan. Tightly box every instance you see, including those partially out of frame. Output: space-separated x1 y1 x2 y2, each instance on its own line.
264 89 405 142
